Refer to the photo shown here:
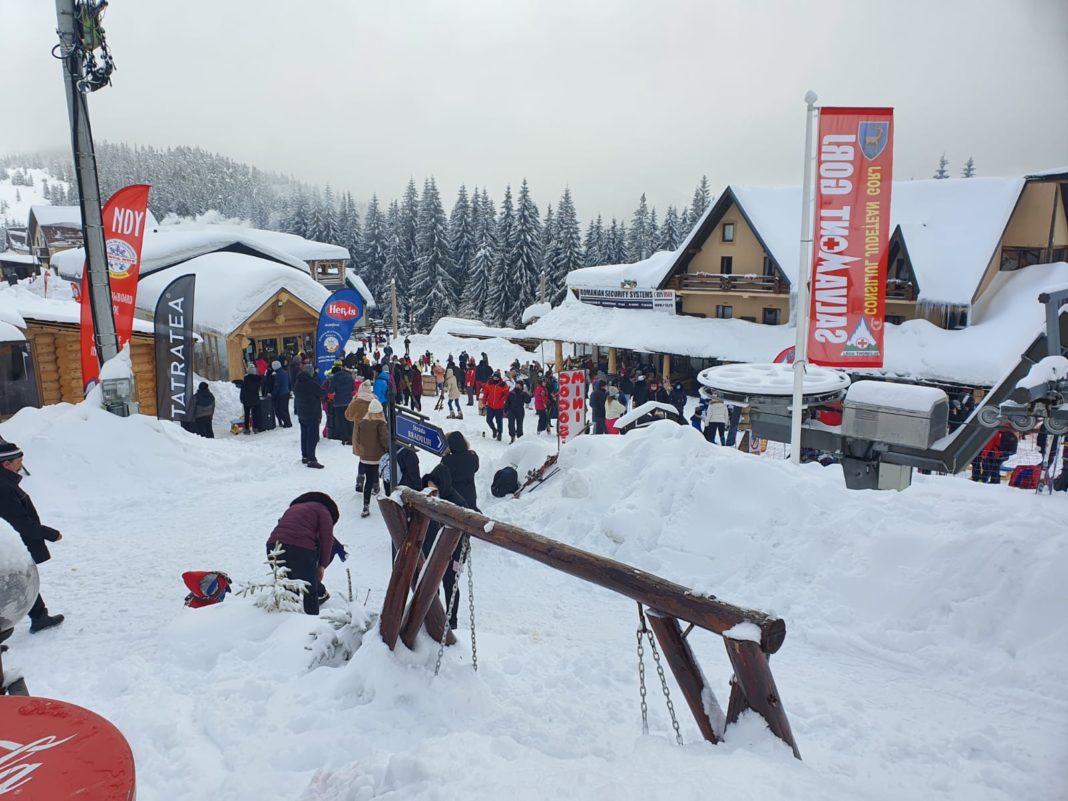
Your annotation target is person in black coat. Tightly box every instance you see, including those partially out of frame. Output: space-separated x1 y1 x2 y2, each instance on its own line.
421 463 472 629
441 431 479 510
589 380 607 435
192 382 215 438
239 363 262 434
631 375 648 408
328 366 356 444
669 383 687 421
504 382 531 443
0 441 64 633
293 365 327 468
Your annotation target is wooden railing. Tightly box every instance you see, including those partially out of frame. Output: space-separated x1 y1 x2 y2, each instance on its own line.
666 273 788 294
377 488 801 758
886 279 917 300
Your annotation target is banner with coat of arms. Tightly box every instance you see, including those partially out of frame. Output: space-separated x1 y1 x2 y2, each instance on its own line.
79 184 152 390
806 108 893 368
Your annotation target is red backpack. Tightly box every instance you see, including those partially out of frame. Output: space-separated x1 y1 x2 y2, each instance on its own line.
183 571 232 608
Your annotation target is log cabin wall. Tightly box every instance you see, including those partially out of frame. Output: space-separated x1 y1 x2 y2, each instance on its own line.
23 321 158 416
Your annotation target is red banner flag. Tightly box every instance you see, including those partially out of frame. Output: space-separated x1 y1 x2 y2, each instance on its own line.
79 184 152 390
806 108 893 367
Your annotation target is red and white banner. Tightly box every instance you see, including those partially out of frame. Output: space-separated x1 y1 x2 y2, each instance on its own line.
807 108 893 367
557 370 587 443
79 184 152 389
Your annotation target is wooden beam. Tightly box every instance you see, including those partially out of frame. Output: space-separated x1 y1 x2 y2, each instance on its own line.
646 610 723 744
723 637 800 759
608 347 617 375
395 490 786 653
379 498 455 647
378 500 431 650
554 340 563 373
400 527 463 650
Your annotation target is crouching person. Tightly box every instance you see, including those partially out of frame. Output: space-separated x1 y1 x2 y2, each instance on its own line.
265 492 339 615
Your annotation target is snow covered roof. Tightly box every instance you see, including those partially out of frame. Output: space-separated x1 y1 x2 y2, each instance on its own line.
720 177 1026 306
0 252 36 265
431 316 540 341
158 216 349 262
135 252 330 336
29 205 161 232
521 302 552 323
566 249 679 291
344 269 377 309
0 280 153 336
521 261 1068 386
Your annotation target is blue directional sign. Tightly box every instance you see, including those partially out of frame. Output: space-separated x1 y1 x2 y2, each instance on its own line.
395 413 447 456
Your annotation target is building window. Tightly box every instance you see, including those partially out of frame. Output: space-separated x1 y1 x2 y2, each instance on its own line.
1051 247 1067 263
762 256 776 277
0 343 40 417
942 307 969 330
762 307 781 325
720 256 733 275
716 305 733 319
885 314 906 325
1000 247 1043 271
722 223 735 243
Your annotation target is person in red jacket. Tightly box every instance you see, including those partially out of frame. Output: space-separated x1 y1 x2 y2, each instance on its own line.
972 428 1013 484
480 372 509 441
534 378 553 434
465 365 477 407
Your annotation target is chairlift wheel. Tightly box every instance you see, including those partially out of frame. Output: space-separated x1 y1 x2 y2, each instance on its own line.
1044 417 1068 436
1009 414 1036 433
977 406 1002 428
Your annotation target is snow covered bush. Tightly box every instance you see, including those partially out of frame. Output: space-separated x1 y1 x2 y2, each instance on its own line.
306 598 377 670
236 543 308 613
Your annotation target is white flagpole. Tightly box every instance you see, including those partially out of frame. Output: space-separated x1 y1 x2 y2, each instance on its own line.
790 90 819 465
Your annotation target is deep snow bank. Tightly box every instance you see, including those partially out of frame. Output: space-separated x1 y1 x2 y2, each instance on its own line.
485 422 1068 693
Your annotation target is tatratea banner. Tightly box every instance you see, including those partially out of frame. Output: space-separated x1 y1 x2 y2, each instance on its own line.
557 370 587 443
79 184 152 389
315 288 365 380
154 274 196 422
807 108 894 367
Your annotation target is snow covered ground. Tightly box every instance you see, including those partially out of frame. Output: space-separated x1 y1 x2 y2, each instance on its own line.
2 372 1066 801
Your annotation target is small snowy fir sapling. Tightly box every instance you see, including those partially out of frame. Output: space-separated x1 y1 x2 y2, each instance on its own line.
306 598 377 669
933 153 950 179
237 543 309 613
961 156 976 178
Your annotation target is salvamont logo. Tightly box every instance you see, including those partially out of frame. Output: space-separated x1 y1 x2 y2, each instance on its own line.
0 735 77 794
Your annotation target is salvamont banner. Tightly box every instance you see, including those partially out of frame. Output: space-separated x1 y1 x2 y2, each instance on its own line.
154 274 196 422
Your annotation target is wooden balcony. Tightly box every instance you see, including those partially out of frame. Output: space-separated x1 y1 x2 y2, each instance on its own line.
886 279 917 301
667 272 788 294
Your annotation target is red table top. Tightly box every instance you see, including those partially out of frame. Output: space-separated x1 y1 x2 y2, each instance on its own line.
0 696 135 799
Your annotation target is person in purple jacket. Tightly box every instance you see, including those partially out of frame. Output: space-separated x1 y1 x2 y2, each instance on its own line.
265 492 339 615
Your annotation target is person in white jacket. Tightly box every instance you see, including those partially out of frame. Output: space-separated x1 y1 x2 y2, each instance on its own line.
605 386 626 434
702 397 729 445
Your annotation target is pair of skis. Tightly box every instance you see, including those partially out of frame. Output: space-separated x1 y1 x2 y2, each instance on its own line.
514 453 560 498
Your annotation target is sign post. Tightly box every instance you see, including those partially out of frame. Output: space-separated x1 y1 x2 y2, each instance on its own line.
395 407 448 456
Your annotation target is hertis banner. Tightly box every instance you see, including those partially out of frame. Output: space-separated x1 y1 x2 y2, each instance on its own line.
807 108 893 367
79 184 153 389
315 288 365 381
154 274 196 422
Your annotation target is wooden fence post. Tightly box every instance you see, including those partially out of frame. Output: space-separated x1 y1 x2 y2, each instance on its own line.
400 527 464 650
378 504 430 650
723 637 801 759
646 611 723 744
378 498 455 647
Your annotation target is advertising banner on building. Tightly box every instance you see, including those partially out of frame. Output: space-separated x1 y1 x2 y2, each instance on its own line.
576 288 676 314
557 369 587 443
154 274 196 422
315 287 365 381
806 108 893 367
79 184 153 389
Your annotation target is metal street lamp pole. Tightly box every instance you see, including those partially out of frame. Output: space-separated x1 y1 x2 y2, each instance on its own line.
790 90 819 465
55 0 120 372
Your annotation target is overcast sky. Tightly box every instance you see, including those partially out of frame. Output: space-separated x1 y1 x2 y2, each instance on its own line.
2 0 1066 220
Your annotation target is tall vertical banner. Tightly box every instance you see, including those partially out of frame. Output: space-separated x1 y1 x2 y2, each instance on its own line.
557 369 587 443
315 288 366 380
154 274 196 421
79 184 152 390
807 108 893 367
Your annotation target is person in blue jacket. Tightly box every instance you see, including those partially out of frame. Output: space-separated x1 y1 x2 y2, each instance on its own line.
270 360 293 428
372 363 392 405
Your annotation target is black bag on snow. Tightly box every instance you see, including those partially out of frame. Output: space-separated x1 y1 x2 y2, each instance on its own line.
254 396 276 432
491 466 519 498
